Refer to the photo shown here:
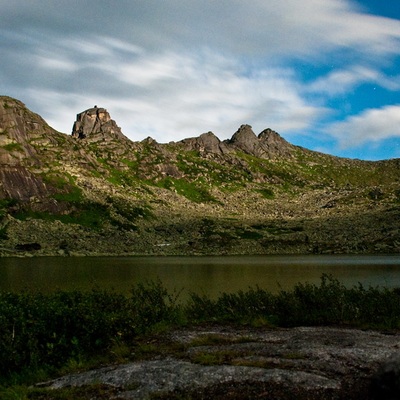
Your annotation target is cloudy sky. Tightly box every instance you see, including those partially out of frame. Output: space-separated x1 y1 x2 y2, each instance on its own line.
1 1 399 160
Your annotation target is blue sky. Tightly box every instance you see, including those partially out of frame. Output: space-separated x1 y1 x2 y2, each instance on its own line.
0 0 399 160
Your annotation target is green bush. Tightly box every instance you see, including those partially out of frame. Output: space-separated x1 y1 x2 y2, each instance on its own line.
0 290 133 380
129 281 182 333
186 274 400 329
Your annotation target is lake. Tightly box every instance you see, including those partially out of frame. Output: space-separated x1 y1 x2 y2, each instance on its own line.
0 254 399 300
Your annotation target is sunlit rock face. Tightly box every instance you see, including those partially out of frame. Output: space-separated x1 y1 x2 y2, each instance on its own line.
71 106 126 142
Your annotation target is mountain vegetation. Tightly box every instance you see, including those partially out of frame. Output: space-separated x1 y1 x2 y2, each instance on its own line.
0 95 399 256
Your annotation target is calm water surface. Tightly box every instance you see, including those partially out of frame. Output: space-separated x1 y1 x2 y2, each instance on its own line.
0 254 399 299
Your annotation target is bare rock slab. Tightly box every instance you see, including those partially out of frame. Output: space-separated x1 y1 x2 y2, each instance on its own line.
41 326 400 399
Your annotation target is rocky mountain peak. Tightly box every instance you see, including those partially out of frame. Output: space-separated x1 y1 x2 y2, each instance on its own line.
71 106 126 142
230 124 257 144
258 128 295 158
180 131 230 155
226 124 259 155
226 124 294 159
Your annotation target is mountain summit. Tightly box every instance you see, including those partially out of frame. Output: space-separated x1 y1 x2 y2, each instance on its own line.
0 96 399 257
227 124 294 159
72 106 127 142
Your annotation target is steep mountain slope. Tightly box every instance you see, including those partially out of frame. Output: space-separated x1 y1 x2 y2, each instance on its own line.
0 95 399 256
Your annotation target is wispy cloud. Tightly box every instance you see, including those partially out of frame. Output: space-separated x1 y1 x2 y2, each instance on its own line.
326 105 400 149
308 66 400 96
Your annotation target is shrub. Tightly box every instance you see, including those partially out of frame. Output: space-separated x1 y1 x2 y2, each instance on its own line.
129 281 182 333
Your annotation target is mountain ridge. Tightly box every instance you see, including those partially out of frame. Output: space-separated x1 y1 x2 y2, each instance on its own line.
0 95 399 257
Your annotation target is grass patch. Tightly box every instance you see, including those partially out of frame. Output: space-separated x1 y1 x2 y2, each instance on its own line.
1 143 23 152
52 186 83 203
13 201 111 230
188 334 251 347
43 174 84 204
156 177 218 203
12 196 148 231
235 228 264 240
257 188 275 199
190 350 239 366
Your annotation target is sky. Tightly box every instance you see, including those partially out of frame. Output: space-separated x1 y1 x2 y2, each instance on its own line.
1 1 399 161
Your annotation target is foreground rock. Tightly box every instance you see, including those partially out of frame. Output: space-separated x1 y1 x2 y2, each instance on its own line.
41 326 400 399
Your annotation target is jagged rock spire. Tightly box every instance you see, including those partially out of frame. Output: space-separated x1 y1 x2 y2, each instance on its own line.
225 124 294 159
71 106 126 142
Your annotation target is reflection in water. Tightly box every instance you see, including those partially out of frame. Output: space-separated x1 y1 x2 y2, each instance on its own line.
0 254 399 300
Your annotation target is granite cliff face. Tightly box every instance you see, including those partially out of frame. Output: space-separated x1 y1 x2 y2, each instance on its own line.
0 97 55 166
0 95 399 256
0 97 71 203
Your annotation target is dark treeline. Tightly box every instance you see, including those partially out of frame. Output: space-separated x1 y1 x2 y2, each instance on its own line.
1 274 400 388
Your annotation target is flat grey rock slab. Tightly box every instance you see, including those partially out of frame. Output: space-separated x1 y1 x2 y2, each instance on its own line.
41 326 400 399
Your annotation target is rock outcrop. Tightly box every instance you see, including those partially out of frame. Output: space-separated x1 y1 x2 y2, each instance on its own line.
258 127 295 158
180 132 230 155
41 325 400 399
179 125 295 160
225 124 295 159
71 106 126 142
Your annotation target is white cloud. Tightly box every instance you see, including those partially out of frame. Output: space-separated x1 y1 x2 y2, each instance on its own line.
308 66 400 96
36 53 78 72
326 105 400 149
2 1 400 60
